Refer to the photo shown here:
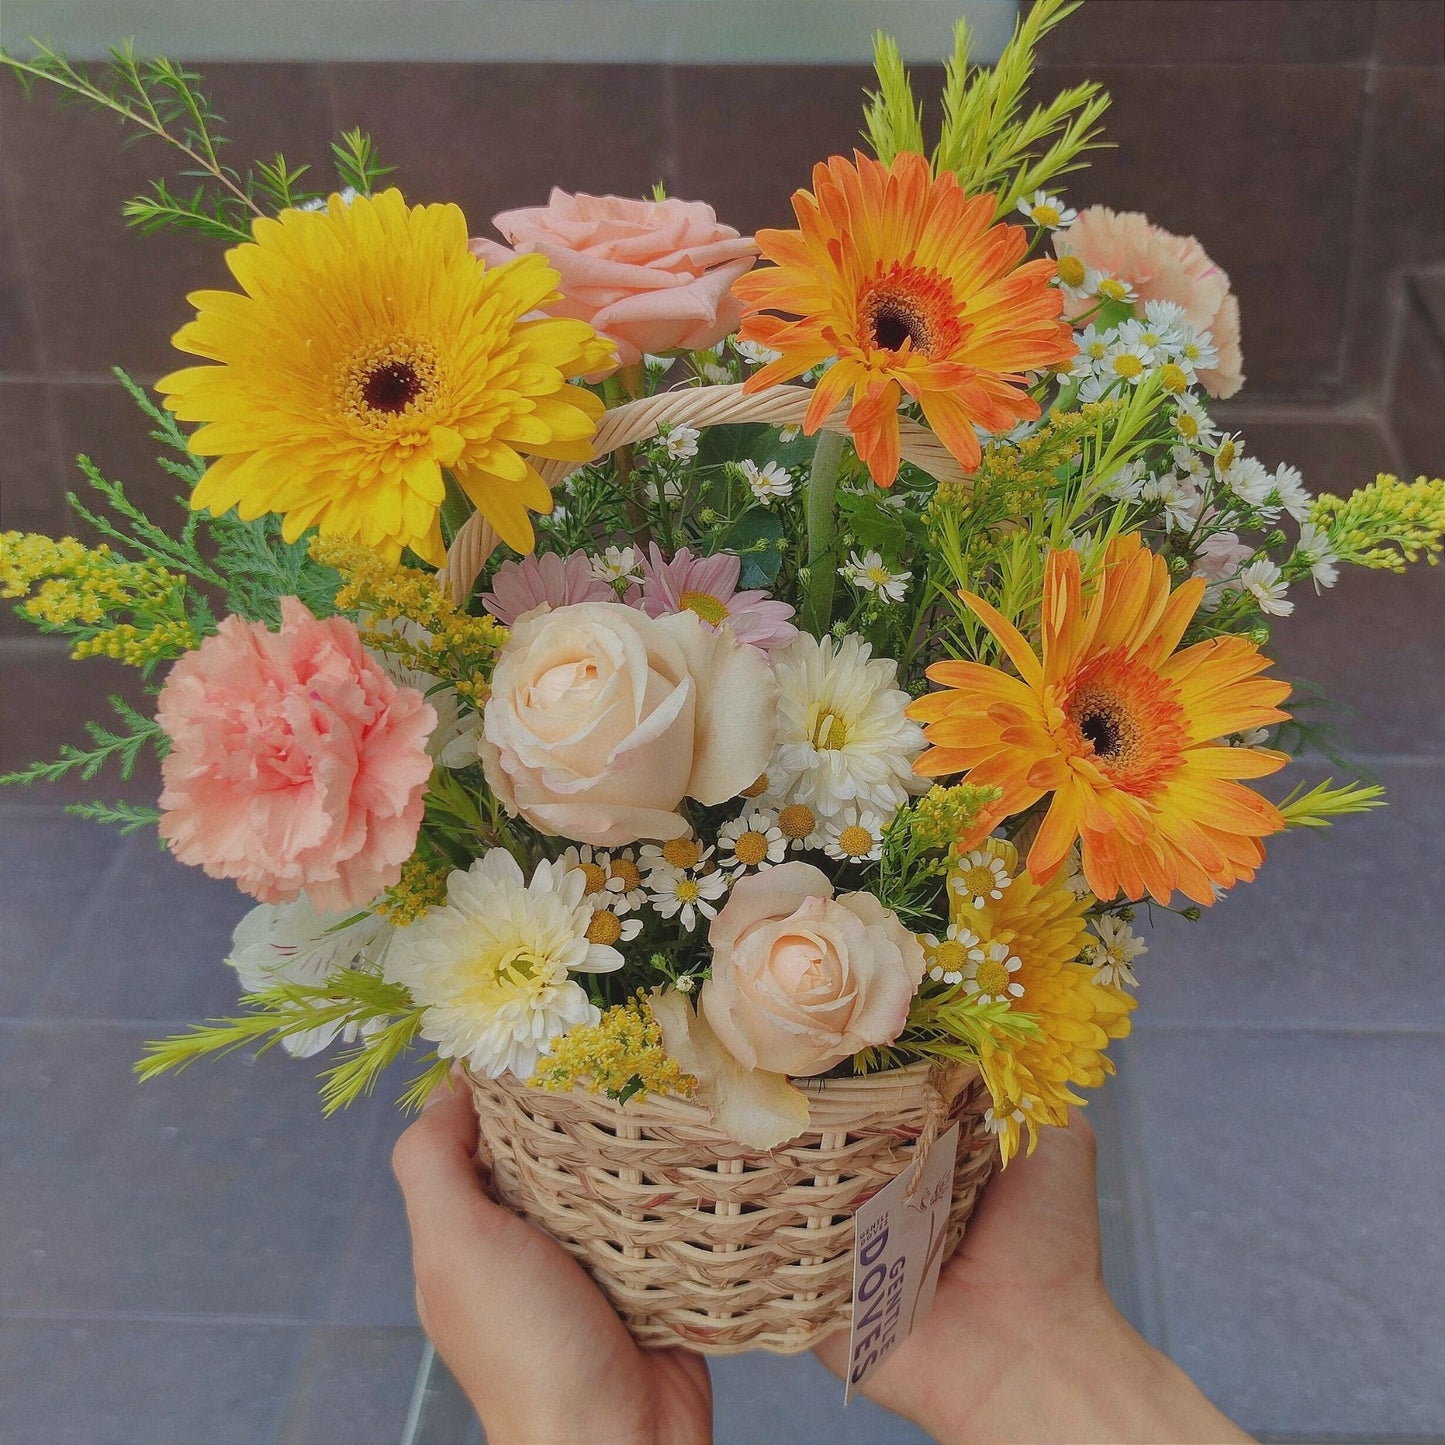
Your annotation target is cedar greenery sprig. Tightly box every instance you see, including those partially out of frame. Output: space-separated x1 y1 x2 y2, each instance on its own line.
0 40 394 241
864 0 1111 216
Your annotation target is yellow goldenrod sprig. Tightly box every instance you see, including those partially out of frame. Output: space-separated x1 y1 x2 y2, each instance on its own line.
1311 474 1445 572
376 854 453 926
0 530 201 666
308 536 508 705
908 783 1002 853
531 994 696 1103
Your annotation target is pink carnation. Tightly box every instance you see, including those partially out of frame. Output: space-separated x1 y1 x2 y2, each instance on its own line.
1056 206 1244 398
156 598 436 911
481 550 612 626
626 545 798 652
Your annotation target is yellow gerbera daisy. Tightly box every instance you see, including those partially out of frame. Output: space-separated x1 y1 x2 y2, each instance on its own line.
157 189 613 564
955 840 1133 1163
733 150 1074 485
910 533 1292 907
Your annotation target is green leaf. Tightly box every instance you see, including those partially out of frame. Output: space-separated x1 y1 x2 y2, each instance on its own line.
719 507 786 587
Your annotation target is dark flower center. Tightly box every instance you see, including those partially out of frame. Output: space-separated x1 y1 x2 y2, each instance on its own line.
871 301 927 353
362 361 424 414
1078 708 1123 759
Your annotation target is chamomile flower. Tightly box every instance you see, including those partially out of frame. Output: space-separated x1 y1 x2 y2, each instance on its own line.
1088 915 1147 989
774 801 823 851
1171 393 1217 446
950 849 1013 911
1175 324 1219 376
733 337 782 366
1055 252 1090 299
645 864 727 930
1100 460 1147 502
660 423 700 462
640 836 712 876
1114 318 1162 362
1239 557 1293 616
1072 323 1114 377
963 940 1025 1004
1017 190 1077 231
922 922 984 985
983 1098 1032 1137
583 908 643 946
778 425 802 443
740 458 794 504
820 804 888 863
560 844 644 916
1091 271 1137 306
589 545 643 585
841 549 911 602
1294 521 1339 590
717 811 786 877
1102 338 1153 386
1143 299 1189 334
1171 442 1211 486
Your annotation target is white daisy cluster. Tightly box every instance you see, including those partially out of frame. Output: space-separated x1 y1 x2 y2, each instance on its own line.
841 549 911 602
1085 915 1147 990
1070 301 1219 403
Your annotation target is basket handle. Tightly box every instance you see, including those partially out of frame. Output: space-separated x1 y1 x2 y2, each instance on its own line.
439 381 967 606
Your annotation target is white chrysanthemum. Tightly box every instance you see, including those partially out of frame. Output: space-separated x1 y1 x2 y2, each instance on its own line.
766 632 925 821
227 896 394 1058
660 423 700 462
1239 558 1293 616
819 803 889 863
841 549 910 602
1294 521 1339 590
590 545 643 585
739 458 794 504
717 810 786 877
1088 914 1147 989
384 850 623 1079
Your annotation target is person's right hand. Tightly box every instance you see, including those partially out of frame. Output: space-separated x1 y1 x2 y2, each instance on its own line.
815 1113 1251 1443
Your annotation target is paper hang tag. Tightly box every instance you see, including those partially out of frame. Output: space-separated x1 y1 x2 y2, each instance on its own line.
843 1121 961 1404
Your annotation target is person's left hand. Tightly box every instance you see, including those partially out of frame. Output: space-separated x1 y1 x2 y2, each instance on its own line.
392 1080 713 1445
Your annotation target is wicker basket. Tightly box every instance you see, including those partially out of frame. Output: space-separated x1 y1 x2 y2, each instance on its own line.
453 382 991 1352
439 380 969 604
466 1061 999 1354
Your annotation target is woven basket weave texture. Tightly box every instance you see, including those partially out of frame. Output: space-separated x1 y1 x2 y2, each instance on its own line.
467 1062 999 1355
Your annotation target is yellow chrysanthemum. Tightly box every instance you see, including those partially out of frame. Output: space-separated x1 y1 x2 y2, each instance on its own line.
956 840 1134 1163
910 533 1293 906
157 189 614 565
733 150 1075 485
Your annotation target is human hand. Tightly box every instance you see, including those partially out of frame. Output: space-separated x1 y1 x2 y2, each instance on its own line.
392 1080 713 1445
815 1112 1251 1444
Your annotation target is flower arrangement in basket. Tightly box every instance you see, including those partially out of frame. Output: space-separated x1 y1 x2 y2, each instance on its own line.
3 2 1443 1357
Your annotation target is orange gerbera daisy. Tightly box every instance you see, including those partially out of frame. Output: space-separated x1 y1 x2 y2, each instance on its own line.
909 534 1292 906
733 150 1074 485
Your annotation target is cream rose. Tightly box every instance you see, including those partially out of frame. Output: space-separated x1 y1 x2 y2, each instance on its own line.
701 862 925 1078
480 601 776 847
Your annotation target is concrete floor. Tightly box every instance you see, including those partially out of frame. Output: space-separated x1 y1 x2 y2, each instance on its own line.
2 413 1442 1443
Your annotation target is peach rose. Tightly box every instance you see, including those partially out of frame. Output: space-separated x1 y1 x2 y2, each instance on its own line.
479 601 776 846
471 190 757 369
701 862 925 1078
156 598 436 911
1055 206 1244 398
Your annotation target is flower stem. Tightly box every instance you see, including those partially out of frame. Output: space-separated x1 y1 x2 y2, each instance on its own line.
802 428 846 636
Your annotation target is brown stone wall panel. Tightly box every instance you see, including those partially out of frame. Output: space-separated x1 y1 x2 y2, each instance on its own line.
1035 62 1368 398
322 64 673 233
1373 0 1445 63
1387 293 1445 474
0 182 41 375
1342 65 1445 392
1 62 334 380
1033 0 1378 66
